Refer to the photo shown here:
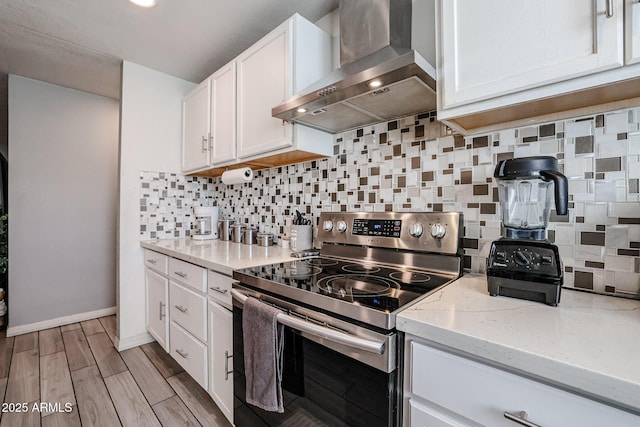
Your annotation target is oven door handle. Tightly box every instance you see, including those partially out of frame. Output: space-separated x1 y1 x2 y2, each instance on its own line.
231 288 385 355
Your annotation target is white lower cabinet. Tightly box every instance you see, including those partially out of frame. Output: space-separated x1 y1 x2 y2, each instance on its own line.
405 338 640 427
145 268 169 351
144 249 236 422
170 321 208 389
208 300 233 424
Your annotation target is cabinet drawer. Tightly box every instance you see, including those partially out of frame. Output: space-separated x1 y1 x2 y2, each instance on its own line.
207 270 233 309
169 258 207 292
170 321 208 389
144 249 168 274
170 282 207 342
410 342 639 427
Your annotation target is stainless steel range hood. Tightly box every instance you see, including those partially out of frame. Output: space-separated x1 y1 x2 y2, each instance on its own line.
272 0 436 134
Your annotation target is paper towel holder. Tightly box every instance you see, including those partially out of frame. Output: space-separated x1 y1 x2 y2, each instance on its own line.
221 167 254 185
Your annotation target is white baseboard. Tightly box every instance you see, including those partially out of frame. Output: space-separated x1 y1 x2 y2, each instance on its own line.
6 306 117 337
115 332 155 351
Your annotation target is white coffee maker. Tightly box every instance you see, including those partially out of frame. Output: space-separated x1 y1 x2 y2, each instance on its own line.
192 206 219 240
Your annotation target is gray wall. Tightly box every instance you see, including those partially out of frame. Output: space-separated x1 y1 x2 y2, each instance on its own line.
0 74 7 159
8 75 119 329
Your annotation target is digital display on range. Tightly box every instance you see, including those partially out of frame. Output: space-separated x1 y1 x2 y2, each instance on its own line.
352 219 401 237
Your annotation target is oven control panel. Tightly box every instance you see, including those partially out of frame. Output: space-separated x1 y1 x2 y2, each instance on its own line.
317 212 463 255
352 219 401 237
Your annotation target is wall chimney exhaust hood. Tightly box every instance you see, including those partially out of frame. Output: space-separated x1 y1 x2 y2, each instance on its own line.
272 0 436 134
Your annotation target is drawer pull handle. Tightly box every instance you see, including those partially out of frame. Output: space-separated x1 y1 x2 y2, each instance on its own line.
159 302 165 320
175 305 188 313
175 349 189 359
174 271 188 278
210 286 228 295
225 351 233 380
147 259 157 264
504 411 542 427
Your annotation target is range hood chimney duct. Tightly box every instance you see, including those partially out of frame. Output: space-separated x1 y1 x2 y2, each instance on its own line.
272 0 437 134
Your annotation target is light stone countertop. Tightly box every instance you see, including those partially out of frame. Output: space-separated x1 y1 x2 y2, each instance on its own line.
397 273 640 412
141 238 298 276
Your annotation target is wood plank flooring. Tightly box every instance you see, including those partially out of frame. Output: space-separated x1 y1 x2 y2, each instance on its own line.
0 316 232 426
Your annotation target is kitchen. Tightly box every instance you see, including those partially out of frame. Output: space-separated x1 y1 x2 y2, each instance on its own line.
1 0 640 426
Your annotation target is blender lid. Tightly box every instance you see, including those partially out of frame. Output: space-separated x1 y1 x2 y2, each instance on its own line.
494 156 559 179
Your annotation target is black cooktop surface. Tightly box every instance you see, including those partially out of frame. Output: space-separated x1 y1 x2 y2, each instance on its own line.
234 257 453 314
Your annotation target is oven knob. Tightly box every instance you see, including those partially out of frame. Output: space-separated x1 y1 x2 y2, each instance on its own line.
431 223 446 239
336 220 347 233
409 223 423 237
322 220 334 232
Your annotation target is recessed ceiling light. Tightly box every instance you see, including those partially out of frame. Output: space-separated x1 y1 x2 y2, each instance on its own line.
130 0 158 8
296 108 307 113
368 79 383 88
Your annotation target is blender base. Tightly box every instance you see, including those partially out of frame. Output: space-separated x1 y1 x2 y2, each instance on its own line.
486 239 563 306
488 276 561 306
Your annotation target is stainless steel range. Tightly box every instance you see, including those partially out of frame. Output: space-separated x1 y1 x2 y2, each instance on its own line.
232 211 463 426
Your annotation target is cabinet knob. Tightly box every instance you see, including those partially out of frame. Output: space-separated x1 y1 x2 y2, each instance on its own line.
175 349 189 359
175 305 188 313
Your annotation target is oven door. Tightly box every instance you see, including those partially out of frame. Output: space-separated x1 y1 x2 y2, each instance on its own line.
232 284 400 427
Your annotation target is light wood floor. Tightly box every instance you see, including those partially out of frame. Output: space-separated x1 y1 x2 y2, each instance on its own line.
0 316 232 427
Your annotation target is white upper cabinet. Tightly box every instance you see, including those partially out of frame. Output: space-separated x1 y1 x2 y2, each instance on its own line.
435 0 640 134
210 62 237 166
182 80 211 172
182 14 332 175
236 14 332 159
625 0 640 64
237 23 290 158
438 0 623 109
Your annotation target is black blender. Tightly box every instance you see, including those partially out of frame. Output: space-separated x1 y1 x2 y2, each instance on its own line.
487 156 568 306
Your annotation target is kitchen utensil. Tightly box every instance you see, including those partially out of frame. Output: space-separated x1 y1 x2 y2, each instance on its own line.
487 156 568 306
243 227 258 245
231 224 245 243
256 233 274 247
290 224 312 252
192 206 219 240
218 219 235 241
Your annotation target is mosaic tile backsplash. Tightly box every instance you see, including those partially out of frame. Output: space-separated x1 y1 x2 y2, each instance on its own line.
140 108 640 298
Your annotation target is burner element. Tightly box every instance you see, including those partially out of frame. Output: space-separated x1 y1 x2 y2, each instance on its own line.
342 264 381 274
389 271 432 284
282 264 322 279
305 258 339 267
317 275 398 301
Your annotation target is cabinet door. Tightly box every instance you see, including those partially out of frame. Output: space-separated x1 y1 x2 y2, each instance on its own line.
625 0 640 65
146 268 168 351
236 20 292 159
211 62 237 165
182 79 211 172
438 0 624 108
208 300 233 424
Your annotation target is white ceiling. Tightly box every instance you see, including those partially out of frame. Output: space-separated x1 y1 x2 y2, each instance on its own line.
0 0 338 100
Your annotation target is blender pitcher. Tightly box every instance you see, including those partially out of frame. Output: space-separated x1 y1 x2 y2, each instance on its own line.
494 156 568 240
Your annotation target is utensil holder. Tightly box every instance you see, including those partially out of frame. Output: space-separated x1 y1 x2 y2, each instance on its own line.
290 224 312 252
